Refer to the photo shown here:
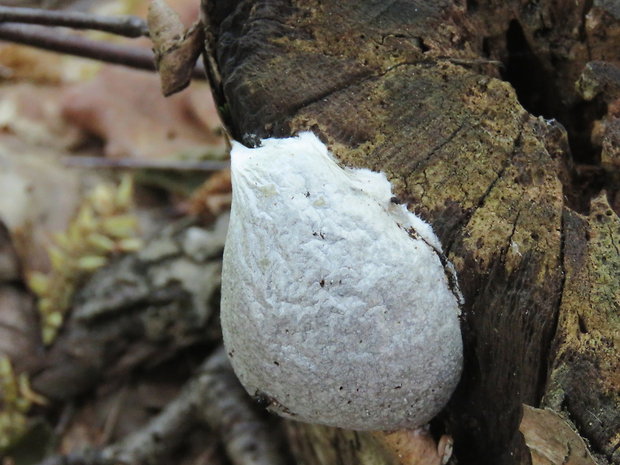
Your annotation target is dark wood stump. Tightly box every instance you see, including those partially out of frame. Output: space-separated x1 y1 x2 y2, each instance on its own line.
202 1 620 464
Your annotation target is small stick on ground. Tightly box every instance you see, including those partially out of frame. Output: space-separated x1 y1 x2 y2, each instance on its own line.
0 6 148 37
63 156 228 172
36 348 289 465
0 23 206 78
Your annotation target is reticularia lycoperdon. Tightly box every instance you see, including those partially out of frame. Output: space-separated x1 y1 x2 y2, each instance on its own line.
221 132 463 431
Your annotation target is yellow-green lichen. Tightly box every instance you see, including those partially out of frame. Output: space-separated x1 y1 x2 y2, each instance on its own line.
0 357 47 453
28 175 142 344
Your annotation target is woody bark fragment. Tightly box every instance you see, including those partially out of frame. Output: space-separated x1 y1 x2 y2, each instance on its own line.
147 0 204 96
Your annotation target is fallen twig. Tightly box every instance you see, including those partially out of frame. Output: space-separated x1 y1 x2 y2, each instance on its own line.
103 347 289 465
36 348 289 465
192 347 290 465
0 6 148 38
63 156 229 171
0 23 206 78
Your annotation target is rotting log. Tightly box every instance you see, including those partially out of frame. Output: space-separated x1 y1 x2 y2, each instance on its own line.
202 1 619 465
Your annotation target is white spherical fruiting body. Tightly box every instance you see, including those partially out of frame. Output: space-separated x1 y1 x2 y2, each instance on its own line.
221 132 463 431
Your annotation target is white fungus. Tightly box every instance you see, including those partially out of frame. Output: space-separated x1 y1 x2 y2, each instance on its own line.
220 132 463 431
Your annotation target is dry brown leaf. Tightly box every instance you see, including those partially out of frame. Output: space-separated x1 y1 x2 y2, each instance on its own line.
0 287 42 374
373 428 452 465
0 136 91 273
519 405 597 465
126 0 201 26
186 169 231 221
0 226 42 373
148 0 204 96
0 43 92 84
0 84 84 150
0 222 19 283
61 66 225 160
148 0 185 51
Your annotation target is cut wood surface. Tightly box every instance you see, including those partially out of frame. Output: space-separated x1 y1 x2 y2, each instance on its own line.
203 1 619 464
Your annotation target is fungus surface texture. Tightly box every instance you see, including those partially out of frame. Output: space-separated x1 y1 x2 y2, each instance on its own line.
221 132 463 431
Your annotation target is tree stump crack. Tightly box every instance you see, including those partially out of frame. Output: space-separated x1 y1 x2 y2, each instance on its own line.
445 127 524 255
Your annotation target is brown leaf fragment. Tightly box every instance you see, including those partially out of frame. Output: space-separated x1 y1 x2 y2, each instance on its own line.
61 67 225 160
0 221 43 374
374 428 452 465
0 287 42 374
520 405 597 465
148 0 185 46
148 0 204 96
0 139 85 273
0 222 19 283
186 169 231 222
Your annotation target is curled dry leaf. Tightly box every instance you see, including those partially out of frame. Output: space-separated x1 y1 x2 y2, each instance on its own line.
519 405 597 465
148 0 185 46
148 0 204 96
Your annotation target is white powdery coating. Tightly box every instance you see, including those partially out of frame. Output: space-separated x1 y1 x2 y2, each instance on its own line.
221 132 463 431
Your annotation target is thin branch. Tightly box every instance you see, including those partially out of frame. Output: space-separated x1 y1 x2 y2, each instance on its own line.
0 23 153 70
0 23 206 79
0 6 148 38
193 348 290 465
36 349 289 465
102 347 289 465
63 156 229 172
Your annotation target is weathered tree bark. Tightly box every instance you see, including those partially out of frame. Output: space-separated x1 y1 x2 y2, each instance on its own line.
202 1 619 465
